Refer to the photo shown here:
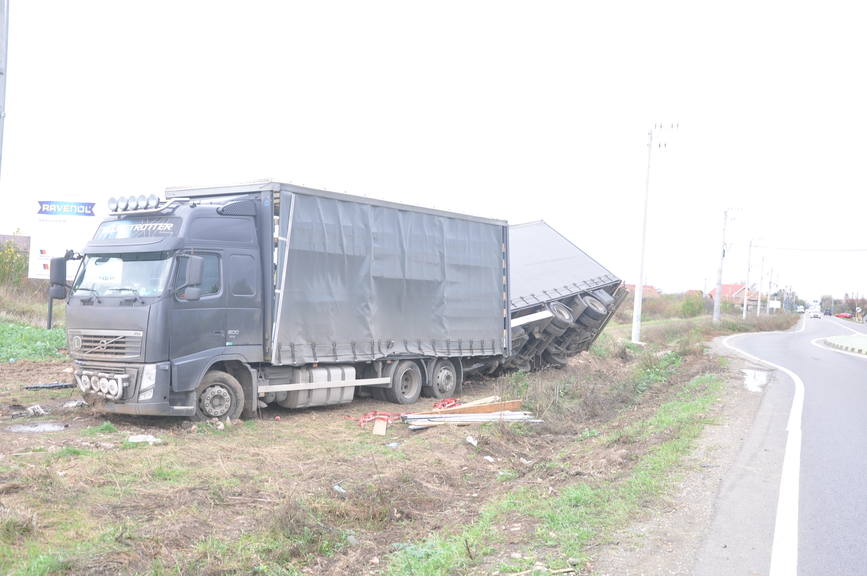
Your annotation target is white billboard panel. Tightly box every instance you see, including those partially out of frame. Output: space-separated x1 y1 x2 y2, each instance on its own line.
28 200 99 281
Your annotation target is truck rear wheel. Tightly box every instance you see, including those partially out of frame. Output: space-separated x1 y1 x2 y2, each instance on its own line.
423 360 458 399
195 370 244 421
385 361 423 404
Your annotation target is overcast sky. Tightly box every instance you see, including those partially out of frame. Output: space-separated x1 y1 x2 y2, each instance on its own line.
2 1 865 301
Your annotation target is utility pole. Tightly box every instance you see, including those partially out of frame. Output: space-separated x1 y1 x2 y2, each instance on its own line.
0 0 9 178
631 122 678 344
756 256 765 317
742 240 752 319
712 209 729 325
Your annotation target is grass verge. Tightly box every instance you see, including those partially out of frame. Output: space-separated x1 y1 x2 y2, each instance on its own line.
0 321 67 362
385 371 724 575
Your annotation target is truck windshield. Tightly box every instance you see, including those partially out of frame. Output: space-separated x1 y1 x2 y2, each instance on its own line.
72 252 173 298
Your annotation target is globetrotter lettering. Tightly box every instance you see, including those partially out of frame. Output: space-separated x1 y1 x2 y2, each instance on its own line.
38 201 96 217
130 222 174 232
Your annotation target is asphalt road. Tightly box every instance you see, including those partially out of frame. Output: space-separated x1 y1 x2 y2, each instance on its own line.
695 316 867 576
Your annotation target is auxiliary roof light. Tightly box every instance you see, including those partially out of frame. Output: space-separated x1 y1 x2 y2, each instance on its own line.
146 194 160 209
108 197 119 212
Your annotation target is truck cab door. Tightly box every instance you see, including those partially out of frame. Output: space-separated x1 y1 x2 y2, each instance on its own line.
225 251 263 349
170 252 226 359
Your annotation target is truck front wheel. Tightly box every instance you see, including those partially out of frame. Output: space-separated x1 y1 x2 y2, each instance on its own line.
195 370 245 421
385 361 422 404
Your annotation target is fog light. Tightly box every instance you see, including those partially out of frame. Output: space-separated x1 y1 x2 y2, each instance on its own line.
146 194 159 209
117 196 129 211
81 374 91 390
108 197 119 212
137 195 147 210
98 377 109 394
107 379 119 397
75 374 87 392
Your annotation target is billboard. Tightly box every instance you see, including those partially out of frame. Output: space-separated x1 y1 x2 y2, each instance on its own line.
28 200 100 280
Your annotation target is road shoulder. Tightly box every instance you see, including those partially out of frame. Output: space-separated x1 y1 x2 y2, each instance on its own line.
587 342 770 576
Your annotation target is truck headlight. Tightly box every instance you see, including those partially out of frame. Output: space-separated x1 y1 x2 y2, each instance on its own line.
107 379 119 398
139 364 156 401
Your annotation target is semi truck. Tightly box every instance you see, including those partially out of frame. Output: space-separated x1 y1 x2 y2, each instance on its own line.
49 181 625 420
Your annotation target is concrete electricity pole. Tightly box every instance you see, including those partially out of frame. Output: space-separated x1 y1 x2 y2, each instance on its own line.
742 239 752 319
712 209 729 325
756 256 765 317
632 122 677 344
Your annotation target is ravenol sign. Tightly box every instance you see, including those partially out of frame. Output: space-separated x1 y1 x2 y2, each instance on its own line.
38 201 95 216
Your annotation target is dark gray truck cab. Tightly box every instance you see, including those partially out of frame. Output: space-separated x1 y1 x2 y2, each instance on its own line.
51 181 624 420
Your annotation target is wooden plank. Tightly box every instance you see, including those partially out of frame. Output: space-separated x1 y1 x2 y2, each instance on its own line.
457 395 500 408
413 400 522 416
372 418 388 436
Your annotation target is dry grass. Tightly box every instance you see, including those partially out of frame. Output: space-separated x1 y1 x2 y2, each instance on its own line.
0 281 63 328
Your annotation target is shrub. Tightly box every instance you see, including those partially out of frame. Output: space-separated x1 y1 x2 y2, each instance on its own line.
0 240 27 286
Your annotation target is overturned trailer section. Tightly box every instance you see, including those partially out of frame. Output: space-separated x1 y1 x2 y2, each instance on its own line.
499 221 626 373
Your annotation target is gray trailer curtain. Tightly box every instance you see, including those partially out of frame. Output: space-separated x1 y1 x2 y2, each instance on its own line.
273 192 507 365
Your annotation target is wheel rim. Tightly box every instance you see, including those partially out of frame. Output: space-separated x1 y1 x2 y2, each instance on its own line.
587 297 606 315
200 385 231 418
400 369 419 398
435 365 455 395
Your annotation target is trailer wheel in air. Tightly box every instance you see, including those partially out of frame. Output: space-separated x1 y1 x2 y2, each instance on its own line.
592 289 616 307
385 361 423 404
548 301 575 329
194 370 244 421
424 360 458 399
580 295 608 321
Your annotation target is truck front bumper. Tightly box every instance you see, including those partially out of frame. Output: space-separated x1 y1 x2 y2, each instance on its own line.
74 360 196 418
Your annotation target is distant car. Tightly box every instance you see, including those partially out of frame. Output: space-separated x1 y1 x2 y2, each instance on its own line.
810 310 822 319
824 310 832 316
835 312 853 318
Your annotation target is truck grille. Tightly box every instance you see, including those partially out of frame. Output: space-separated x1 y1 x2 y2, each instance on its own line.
68 329 143 360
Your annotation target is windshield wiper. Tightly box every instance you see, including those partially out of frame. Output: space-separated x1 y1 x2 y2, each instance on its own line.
105 287 143 303
73 287 101 303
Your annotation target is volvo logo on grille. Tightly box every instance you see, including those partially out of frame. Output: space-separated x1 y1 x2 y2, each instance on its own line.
72 336 82 351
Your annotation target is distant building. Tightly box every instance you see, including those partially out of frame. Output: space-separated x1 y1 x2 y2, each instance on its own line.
624 284 661 298
709 283 761 310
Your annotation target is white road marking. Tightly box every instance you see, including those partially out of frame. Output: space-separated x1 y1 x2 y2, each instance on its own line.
723 333 803 576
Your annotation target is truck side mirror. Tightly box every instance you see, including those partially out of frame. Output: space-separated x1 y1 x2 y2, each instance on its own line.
49 284 67 300
186 255 204 287
49 258 67 300
49 257 67 287
183 286 202 301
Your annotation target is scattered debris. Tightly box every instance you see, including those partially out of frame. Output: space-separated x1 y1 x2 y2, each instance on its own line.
519 457 535 466
432 397 461 410
332 484 347 495
403 397 540 430
372 417 388 436
466 435 478 447
483 456 496 463
62 400 88 409
7 422 67 433
126 434 162 445
26 405 48 417
23 382 74 391
385 442 401 449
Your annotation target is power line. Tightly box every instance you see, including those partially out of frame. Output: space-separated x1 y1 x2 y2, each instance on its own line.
753 245 867 253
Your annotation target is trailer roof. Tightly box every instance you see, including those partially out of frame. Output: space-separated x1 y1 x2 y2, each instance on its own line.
165 180 508 227
509 220 620 310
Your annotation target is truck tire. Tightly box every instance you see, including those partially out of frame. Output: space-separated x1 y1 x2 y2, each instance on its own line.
423 360 458 399
194 370 244 421
385 361 423 405
592 289 616 307
548 301 575 330
580 294 608 322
